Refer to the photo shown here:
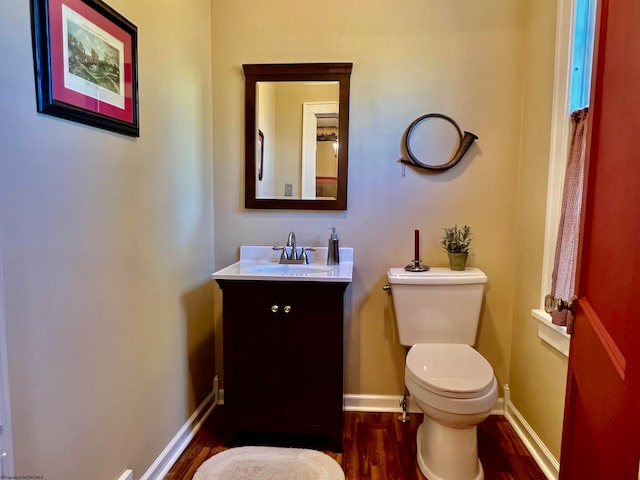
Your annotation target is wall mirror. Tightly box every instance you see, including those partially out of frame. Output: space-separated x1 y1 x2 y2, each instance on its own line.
243 63 352 210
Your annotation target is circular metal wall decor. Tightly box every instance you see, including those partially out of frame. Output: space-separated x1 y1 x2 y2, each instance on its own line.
400 113 478 172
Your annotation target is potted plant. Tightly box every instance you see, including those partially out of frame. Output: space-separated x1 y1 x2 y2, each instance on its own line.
441 225 472 271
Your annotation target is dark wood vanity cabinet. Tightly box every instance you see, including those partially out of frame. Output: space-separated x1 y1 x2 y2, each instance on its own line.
216 280 348 451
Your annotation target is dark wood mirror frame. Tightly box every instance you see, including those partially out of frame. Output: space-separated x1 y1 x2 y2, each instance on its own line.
243 63 353 210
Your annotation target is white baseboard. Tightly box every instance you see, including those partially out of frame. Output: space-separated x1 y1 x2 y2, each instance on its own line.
344 393 420 413
117 470 133 480
139 388 219 480
503 386 560 480
343 393 504 416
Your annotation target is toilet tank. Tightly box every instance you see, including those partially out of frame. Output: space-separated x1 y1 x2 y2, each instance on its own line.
386 267 487 346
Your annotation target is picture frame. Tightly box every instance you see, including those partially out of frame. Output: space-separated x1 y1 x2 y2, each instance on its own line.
30 0 139 136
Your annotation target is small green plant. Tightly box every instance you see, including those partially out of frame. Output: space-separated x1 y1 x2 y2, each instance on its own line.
441 225 472 253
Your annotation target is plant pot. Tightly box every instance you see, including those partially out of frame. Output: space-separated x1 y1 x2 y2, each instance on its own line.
448 252 468 271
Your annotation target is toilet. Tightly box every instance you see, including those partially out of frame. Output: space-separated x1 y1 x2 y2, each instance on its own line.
386 267 498 480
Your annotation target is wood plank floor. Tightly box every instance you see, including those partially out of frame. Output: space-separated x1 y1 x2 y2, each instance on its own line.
165 407 547 479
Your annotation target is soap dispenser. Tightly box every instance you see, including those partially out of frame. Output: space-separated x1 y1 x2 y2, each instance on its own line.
327 227 340 265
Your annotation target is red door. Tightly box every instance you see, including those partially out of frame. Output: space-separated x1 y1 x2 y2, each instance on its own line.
559 0 640 478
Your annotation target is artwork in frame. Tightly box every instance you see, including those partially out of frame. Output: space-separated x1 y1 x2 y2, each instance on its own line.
30 0 139 136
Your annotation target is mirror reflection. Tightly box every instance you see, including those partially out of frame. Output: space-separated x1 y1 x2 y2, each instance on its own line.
255 81 339 200
243 63 352 210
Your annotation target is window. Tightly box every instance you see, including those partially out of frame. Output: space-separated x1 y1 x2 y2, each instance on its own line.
569 0 597 112
533 0 597 356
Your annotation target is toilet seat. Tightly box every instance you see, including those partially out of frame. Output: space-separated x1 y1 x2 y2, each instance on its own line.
406 343 495 399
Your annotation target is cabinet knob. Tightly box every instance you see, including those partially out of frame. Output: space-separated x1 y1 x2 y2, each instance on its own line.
283 305 292 314
271 305 279 313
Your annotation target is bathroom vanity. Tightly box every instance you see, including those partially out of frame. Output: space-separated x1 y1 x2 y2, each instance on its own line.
212 246 353 451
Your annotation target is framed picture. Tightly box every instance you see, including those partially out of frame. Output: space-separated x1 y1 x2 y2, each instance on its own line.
30 0 139 136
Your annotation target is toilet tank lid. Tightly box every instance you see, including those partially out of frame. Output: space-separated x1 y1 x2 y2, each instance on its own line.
387 267 487 285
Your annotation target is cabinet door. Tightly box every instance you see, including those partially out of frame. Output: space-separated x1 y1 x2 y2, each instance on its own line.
281 283 345 429
222 282 283 428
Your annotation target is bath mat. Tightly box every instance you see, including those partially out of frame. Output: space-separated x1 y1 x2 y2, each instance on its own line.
193 446 345 480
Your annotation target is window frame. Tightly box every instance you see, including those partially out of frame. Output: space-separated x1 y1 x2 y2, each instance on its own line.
532 0 596 357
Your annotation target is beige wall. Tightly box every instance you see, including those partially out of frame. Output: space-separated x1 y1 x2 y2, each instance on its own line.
0 0 215 478
212 0 527 396
510 0 569 460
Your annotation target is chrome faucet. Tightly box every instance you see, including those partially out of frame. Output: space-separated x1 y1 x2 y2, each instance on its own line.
286 231 298 260
273 232 315 264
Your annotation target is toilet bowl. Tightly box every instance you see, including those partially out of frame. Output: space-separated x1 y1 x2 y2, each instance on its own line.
405 343 498 480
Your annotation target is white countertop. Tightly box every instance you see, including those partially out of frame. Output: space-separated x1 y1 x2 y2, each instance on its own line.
212 246 354 283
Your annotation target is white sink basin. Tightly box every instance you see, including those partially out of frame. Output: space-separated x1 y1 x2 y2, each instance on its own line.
212 246 353 283
245 264 333 275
